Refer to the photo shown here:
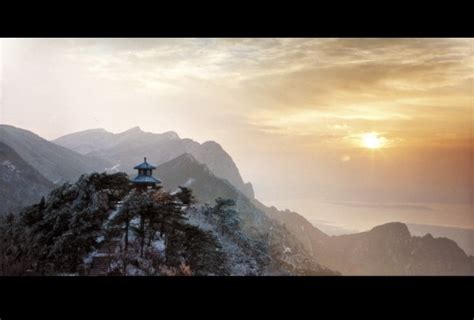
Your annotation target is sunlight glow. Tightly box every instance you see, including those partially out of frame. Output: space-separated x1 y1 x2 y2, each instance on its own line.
362 132 384 149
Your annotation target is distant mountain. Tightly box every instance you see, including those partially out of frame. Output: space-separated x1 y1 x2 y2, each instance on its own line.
0 142 54 215
262 207 474 275
407 223 474 256
317 222 474 275
0 125 112 184
50 128 118 154
155 153 336 275
53 127 254 198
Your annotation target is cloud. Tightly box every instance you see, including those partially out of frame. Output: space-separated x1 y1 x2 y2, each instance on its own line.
341 155 351 162
3 38 471 147
328 201 435 211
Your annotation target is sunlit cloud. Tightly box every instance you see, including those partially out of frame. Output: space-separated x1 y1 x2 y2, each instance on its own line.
340 155 351 162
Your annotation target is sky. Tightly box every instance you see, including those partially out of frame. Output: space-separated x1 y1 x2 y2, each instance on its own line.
0 38 472 231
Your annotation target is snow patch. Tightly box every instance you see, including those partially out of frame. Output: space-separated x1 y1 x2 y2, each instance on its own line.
2 160 17 172
107 205 122 222
152 239 165 253
184 178 195 187
170 178 195 195
106 163 121 172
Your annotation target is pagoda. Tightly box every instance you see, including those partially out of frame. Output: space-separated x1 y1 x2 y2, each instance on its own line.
131 157 161 189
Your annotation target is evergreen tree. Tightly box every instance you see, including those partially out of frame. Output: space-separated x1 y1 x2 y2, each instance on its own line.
212 198 240 236
181 224 228 275
175 186 195 207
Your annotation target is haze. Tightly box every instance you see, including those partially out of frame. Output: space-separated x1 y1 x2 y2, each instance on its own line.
0 38 472 232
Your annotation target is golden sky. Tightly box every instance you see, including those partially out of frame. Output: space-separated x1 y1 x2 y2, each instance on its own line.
1 38 473 229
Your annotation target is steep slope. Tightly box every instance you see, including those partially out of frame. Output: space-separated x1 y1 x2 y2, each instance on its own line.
155 153 337 275
0 125 112 184
53 127 254 198
0 142 54 215
255 202 330 257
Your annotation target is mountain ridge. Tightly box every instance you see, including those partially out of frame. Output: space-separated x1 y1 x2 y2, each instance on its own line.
0 124 112 184
53 127 254 198
255 199 473 274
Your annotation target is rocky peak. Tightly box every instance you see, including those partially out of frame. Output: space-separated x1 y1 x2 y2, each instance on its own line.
369 222 411 240
201 140 223 150
160 131 180 140
120 126 143 135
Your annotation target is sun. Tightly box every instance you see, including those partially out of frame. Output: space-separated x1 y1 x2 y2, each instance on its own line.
362 132 384 149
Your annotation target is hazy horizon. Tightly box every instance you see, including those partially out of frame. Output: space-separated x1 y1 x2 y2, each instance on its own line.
1 38 472 234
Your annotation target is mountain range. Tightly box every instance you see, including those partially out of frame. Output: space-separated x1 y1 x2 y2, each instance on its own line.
53 126 254 198
0 123 472 275
0 125 111 184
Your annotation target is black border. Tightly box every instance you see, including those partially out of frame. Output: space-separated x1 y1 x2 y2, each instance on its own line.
0 276 473 319
1 5 472 319
1 3 473 37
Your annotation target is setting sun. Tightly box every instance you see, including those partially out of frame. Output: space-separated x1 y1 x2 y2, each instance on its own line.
362 132 384 149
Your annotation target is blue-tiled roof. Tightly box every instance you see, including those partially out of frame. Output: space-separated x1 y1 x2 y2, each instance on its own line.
131 175 161 184
134 157 157 170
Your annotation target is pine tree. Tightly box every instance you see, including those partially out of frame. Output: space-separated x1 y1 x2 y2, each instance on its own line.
181 224 228 275
175 186 195 207
212 198 240 236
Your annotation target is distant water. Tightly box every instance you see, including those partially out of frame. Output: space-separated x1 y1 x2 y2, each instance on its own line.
261 198 474 255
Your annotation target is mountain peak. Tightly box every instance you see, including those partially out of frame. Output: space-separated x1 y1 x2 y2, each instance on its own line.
121 126 143 134
201 140 223 150
174 153 199 164
370 222 411 238
82 128 108 133
161 131 179 140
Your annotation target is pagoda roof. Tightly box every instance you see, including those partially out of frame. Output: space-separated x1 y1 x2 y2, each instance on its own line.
134 157 157 170
131 175 161 185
